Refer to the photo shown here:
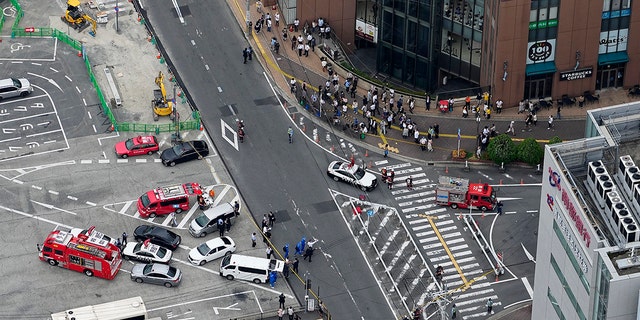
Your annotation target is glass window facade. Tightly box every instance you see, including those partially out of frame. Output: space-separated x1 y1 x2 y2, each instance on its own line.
550 254 587 320
439 0 484 82
593 256 611 320
553 221 590 293
377 0 436 90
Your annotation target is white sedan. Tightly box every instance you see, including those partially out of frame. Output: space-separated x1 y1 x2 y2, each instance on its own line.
188 236 236 266
327 161 378 191
122 241 172 264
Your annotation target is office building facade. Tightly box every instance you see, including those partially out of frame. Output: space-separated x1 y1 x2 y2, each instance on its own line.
532 103 640 319
295 0 640 107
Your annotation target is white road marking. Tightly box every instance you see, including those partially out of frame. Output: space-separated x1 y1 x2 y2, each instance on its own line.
86 201 97 206
521 277 534 298
30 200 77 215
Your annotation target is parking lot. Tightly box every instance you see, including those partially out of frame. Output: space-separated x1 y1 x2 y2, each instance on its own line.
0 4 296 318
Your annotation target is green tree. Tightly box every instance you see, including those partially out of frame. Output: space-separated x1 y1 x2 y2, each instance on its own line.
517 138 544 166
548 136 563 145
486 134 518 165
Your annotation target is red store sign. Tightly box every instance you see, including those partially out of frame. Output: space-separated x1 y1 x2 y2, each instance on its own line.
549 167 591 248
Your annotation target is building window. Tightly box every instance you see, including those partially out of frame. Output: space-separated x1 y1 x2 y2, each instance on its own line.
550 254 587 320
593 257 611 320
547 287 567 320
553 221 590 293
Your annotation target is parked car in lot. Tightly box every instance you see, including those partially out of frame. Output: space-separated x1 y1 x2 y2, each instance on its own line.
114 135 159 158
122 240 172 264
160 140 209 166
189 202 237 237
188 236 236 266
327 161 378 191
0 77 33 100
133 225 181 250
130 263 182 287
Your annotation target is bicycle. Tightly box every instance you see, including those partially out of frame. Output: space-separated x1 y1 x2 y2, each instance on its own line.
287 127 294 143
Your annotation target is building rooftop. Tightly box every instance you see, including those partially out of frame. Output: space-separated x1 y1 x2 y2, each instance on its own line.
547 101 640 276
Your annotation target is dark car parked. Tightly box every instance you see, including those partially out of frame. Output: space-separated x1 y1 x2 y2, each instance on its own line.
133 225 181 250
160 140 209 167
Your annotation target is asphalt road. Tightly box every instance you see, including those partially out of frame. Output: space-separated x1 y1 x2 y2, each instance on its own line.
143 1 396 319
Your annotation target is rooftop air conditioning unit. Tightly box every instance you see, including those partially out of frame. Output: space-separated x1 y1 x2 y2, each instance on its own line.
588 161 607 192
624 167 640 198
620 217 639 243
613 202 630 230
596 174 615 209
606 191 623 217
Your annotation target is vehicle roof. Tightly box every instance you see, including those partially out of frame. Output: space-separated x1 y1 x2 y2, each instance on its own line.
331 161 361 173
205 236 235 247
202 203 234 219
133 136 157 144
0 78 22 86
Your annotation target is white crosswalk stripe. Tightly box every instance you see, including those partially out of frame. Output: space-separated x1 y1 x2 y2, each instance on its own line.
374 161 500 319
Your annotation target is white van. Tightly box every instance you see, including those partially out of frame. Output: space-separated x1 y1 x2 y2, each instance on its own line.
189 202 236 237
0 78 33 100
219 254 284 284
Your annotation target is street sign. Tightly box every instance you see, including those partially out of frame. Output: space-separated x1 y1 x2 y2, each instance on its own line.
367 209 374 217
24 27 35 32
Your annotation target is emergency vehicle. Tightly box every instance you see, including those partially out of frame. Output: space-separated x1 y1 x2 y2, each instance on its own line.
435 176 497 211
137 182 202 218
39 226 122 280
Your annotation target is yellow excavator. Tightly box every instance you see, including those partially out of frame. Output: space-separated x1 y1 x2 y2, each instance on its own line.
152 71 175 121
62 0 97 36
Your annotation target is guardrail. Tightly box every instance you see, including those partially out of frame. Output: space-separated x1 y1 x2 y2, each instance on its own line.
6 0 201 134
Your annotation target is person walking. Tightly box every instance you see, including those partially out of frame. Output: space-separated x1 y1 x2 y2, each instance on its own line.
283 259 290 278
170 211 177 227
248 46 253 60
496 201 503 215
225 217 231 232
292 257 299 273
383 144 389 157
268 211 276 227
277 308 284 320
122 232 128 245
486 298 494 314
406 176 413 190
303 246 314 262
266 246 273 259
288 126 294 143
251 232 257 247
557 105 562 120
287 306 295 320
279 293 286 309
451 304 457 319
425 94 431 111
234 201 240 216
243 48 248 64
217 218 225 237
548 115 554 129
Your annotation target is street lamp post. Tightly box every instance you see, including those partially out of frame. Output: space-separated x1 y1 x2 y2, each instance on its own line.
475 114 481 152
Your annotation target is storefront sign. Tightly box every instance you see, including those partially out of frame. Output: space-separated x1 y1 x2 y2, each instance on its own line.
548 166 592 248
559 68 593 81
553 200 590 274
527 40 556 64
529 19 558 30
599 29 628 54
355 19 378 43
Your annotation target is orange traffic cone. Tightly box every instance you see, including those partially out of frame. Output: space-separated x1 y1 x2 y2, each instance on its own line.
520 178 524 185
499 179 503 185
367 161 372 168
156 52 161 59
77 50 82 57
199 124 204 131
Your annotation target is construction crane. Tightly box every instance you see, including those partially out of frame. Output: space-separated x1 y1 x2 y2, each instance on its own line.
62 0 97 36
152 71 175 121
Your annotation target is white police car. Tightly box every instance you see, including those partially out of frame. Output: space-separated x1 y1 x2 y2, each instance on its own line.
122 240 173 264
327 161 378 191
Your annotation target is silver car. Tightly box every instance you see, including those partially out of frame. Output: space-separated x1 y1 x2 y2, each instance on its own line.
130 263 182 287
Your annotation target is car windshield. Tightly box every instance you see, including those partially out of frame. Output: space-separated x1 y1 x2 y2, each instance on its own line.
133 242 143 252
221 255 231 267
125 138 135 150
143 264 153 274
140 194 151 208
156 247 168 258
353 167 366 180
196 242 211 256
12 78 21 88
166 266 177 277
172 144 185 155
195 214 209 227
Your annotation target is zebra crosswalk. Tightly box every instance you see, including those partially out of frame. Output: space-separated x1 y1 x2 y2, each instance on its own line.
373 160 500 319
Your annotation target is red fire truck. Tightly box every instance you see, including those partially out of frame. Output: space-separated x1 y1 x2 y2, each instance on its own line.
137 182 202 218
39 226 122 280
435 176 497 211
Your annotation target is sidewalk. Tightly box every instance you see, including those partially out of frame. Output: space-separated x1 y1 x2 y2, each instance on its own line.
226 0 640 168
